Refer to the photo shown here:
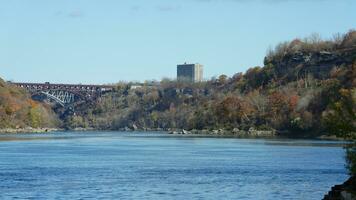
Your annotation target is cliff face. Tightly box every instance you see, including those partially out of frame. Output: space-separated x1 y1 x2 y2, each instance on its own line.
264 32 356 85
0 78 59 129
266 49 354 80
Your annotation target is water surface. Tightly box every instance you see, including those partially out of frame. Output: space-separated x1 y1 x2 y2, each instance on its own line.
0 131 348 200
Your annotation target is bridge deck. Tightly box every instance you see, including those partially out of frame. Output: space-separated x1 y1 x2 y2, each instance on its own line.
11 82 115 92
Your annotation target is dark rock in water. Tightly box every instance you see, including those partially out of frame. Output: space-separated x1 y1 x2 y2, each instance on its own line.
323 176 356 200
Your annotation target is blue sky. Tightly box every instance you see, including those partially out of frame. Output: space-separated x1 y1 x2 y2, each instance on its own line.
0 0 355 84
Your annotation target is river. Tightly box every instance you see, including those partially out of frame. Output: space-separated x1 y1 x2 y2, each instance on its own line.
0 131 348 200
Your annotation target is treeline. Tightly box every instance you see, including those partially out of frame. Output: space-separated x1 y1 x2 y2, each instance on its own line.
65 30 356 138
0 78 59 129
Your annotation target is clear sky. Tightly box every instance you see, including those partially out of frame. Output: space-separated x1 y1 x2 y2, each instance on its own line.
0 0 355 84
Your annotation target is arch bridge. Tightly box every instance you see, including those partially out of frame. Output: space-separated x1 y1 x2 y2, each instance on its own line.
11 82 114 107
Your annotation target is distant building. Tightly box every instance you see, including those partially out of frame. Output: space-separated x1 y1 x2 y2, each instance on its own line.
177 63 203 82
130 85 143 90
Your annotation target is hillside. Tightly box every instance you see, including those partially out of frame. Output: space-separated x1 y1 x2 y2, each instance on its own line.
0 78 59 129
64 31 356 138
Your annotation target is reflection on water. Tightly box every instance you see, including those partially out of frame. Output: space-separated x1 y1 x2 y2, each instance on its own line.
0 131 348 200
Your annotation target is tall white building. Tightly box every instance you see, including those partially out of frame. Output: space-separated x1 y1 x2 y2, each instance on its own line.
177 63 203 82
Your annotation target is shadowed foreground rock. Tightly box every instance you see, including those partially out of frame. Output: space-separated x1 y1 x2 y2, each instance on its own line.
323 176 356 200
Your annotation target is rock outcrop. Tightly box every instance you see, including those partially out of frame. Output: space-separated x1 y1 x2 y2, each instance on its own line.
264 46 356 84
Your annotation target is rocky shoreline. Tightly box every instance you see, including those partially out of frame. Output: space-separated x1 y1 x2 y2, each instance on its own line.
167 127 277 138
0 126 346 140
0 127 62 134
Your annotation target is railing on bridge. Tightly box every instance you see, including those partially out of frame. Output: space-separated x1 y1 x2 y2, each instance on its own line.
12 82 114 93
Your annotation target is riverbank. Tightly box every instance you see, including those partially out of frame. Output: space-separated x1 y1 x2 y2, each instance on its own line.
0 126 347 141
165 128 348 140
167 128 278 138
0 127 63 134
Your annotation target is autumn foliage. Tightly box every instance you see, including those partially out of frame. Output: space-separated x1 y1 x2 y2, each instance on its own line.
0 78 58 128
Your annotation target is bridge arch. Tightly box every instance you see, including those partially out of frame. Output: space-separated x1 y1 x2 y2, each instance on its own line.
40 91 65 107
32 90 86 107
